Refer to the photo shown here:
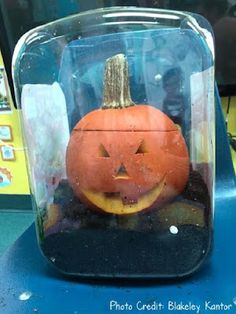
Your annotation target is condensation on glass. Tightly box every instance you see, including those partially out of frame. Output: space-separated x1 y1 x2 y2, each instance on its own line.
13 7 215 278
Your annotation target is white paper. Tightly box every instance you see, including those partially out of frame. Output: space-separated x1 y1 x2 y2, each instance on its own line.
21 82 70 207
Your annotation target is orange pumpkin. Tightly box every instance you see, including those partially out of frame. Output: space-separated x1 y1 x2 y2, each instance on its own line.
66 54 189 215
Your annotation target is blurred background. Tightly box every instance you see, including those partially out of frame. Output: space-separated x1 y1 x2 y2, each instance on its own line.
1 0 236 96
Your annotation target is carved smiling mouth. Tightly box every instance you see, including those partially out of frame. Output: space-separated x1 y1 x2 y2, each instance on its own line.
81 176 166 215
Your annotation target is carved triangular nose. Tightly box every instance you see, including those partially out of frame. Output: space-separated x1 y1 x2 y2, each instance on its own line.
116 163 129 178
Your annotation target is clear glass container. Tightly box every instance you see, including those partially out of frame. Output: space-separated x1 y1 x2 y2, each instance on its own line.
13 7 215 278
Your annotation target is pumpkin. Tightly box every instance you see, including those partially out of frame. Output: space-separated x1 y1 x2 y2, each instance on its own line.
66 54 189 215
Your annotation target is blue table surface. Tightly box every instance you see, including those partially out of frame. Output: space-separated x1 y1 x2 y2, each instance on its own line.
1 92 236 314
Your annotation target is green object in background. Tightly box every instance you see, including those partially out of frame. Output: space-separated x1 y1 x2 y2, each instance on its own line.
0 210 34 256
0 195 32 210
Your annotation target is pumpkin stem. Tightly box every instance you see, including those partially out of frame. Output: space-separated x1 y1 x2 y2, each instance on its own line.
102 54 134 109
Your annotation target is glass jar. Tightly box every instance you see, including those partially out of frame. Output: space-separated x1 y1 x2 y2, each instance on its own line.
13 7 215 278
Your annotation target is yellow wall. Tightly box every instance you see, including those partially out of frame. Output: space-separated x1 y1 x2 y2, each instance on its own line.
221 96 236 170
0 52 30 194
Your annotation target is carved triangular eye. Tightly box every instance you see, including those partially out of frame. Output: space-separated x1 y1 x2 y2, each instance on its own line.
135 141 147 154
98 144 110 157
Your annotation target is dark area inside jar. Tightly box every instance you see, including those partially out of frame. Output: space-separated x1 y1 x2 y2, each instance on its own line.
40 163 211 278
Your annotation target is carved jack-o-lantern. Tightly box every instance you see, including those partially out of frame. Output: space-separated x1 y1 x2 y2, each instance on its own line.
66 54 189 215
